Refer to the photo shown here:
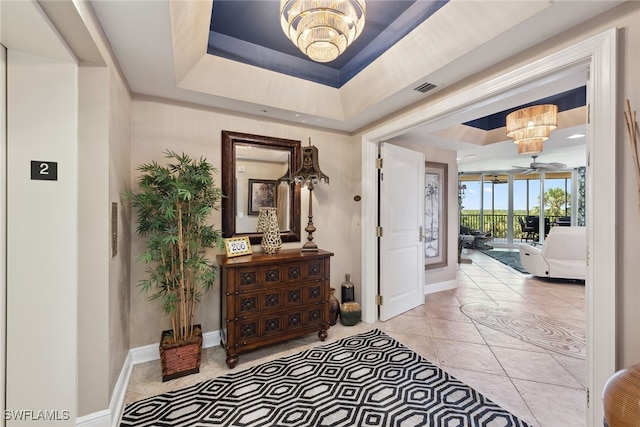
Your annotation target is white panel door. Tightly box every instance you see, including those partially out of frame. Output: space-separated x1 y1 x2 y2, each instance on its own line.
379 143 425 321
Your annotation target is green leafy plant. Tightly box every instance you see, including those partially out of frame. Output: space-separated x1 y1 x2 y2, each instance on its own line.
124 150 224 343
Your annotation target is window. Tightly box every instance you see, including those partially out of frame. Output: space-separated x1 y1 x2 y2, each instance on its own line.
460 171 573 244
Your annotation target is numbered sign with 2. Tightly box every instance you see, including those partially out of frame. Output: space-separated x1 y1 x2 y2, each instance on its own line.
31 160 58 181
224 236 252 258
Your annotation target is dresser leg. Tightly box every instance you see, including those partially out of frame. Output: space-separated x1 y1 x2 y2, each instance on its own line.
226 354 238 369
318 329 328 341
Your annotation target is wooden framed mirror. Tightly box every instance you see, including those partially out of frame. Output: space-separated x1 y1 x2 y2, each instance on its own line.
221 131 301 244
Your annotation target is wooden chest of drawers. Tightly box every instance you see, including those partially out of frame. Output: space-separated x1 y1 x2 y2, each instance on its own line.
217 248 333 368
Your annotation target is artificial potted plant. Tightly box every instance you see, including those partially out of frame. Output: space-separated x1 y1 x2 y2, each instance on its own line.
125 150 224 381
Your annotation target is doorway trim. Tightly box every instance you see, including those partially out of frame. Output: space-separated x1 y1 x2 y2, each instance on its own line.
1 44 7 425
360 28 616 425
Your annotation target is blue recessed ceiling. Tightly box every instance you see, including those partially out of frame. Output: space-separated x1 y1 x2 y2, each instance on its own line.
208 0 448 88
464 86 587 131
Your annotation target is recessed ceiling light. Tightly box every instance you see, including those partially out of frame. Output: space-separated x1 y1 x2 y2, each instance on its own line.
567 133 585 139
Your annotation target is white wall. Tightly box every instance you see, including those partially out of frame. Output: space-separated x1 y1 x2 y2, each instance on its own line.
107 62 132 410
6 49 78 425
77 66 110 416
1 0 134 421
607 1 640 369
129 99 357 347
1 43 7 427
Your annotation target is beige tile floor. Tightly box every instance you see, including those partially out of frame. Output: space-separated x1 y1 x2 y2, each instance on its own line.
123 249 586 427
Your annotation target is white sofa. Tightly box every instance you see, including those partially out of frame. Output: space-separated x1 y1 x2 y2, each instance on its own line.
519 226 586 280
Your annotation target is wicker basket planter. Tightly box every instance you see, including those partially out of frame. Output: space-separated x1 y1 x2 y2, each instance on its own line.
159 325 203 382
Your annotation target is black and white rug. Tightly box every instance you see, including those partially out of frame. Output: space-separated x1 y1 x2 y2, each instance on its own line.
120 329 531 427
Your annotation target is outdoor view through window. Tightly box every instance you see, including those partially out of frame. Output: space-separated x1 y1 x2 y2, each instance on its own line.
460 172 572 244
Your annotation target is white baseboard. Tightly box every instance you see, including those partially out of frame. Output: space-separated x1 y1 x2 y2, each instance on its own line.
130 342 159 365
131 329 221 364
423 279 458 295
77 329 221 427
108 352 134 427
202 329 222 349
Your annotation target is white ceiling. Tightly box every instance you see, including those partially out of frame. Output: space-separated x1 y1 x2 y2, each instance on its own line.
4 0 622 170
87 1 619 128
388 64 591 171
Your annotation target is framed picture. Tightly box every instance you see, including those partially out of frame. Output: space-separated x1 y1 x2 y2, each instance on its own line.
424 162 448 269
248 179 277 215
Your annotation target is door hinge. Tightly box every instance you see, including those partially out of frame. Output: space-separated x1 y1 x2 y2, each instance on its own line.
376 226 383 237
376 157 383 169
586 246 590 267
375 295 383 305
587 103 591 124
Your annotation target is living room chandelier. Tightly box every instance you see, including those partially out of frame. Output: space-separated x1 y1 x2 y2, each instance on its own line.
506 104 558 155
280 0 366 63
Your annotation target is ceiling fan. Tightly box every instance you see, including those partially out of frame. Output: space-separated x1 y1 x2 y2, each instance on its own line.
509 155 567 174
486 175 507 184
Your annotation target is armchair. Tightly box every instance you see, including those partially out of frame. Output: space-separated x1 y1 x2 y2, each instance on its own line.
518 216 536 242
460 225 493 249
519 226 586 280
519 216 551 241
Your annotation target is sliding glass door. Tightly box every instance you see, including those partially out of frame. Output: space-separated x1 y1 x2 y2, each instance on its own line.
460 171 572 245
482 174 508 239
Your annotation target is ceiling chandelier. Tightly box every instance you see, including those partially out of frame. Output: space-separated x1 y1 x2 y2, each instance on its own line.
280 0 366 63
506 104 558 155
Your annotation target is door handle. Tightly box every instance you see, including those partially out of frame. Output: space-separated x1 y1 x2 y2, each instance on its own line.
419 226 424 242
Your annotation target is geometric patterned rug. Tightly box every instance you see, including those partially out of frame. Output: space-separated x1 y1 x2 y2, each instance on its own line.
120 329 532 426
461 303 586 360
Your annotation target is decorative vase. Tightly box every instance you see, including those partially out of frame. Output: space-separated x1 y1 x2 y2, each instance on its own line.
256 207 268 233
340 301 361 326
257 207 281 255
603 363 640 426
328 287 340 326
159 324 203 382
341 273 355 303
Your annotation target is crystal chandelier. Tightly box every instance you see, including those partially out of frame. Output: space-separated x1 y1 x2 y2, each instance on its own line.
506 104 558 155
280 0 366 63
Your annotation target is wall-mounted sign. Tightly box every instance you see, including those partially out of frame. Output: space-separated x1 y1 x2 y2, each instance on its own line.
31 161 58 181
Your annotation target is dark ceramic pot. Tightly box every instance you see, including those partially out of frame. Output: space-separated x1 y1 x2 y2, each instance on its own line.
340 302 361 326
329 288 340 326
